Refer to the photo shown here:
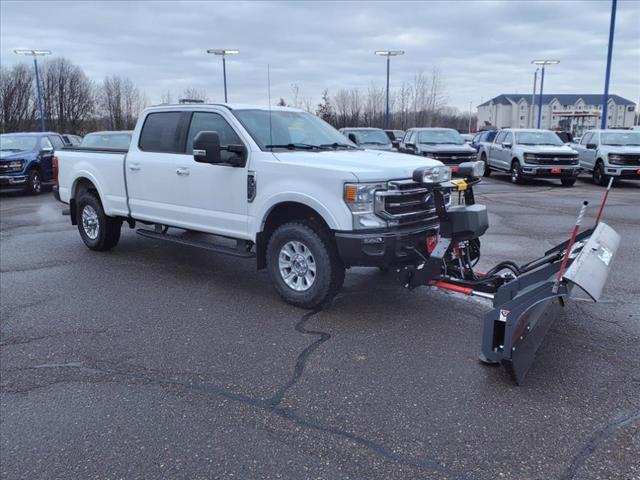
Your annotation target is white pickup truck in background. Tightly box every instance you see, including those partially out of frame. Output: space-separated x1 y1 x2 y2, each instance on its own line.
572 129 640 186
55 104 451 308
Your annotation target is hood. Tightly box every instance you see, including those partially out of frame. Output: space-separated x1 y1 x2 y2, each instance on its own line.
599 145 640 154
0 150 34 161
418 144 476 153
362 144 394 151
517 144 577 154
272 149 443 182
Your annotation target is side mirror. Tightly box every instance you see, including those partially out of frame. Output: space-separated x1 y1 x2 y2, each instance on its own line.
347 133 359 145
406 142 416 149
193 131 222 164
391 140 400 149
502 142 512 149
586 143 597 150
41 146 54 154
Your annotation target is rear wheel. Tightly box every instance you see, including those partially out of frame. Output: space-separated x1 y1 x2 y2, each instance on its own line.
510 160 523 185
560 178 576 187
592 161 608 186
267 221 345 309
76 191 122 251
481 152 491 177
25 169 42 195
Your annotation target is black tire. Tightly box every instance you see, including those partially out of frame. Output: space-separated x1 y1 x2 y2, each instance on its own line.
480 152 491 177
560 178 576 187
510 160 524 185
267 221 345 309
25 169 42 195
76 191 122 251
592 161 608 186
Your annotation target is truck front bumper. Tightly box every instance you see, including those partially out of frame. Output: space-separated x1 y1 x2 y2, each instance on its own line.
335 224 437 267
605 166 640 179
0 175 27 192
521 165 580 178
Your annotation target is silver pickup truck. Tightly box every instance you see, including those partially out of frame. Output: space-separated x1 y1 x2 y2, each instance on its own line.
479 128 580 186
572 129 640 186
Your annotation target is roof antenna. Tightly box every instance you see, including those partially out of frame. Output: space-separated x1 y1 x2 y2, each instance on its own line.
268 64 273 151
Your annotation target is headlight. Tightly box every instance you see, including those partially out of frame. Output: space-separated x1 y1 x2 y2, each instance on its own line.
523 153 539 164
412 165 451 184
344 182 387 229
3 160 25 173
423 152 436 159
608 154 624 165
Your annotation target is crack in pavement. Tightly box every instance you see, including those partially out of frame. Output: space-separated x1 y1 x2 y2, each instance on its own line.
22 309 472 480
559 409 640 480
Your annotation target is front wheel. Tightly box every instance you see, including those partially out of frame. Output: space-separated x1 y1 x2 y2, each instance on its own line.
481 153 491 177
560 178 576 187
510 161 524 185
25 169 42 195
76 191 122 251
592 161 609 186
267 221 345 309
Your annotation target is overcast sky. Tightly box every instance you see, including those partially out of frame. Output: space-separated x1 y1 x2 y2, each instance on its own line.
1 0 639 112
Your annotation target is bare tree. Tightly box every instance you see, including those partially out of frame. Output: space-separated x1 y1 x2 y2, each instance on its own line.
40 58 95 133
316 89 334 123
160 89 173 104
100 75 145 130
0 63 36 132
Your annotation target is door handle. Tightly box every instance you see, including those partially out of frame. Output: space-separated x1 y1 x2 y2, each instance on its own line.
128 163 141 171
176 167 190 176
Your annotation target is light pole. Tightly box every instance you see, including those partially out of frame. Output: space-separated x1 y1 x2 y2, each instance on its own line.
531 59 560 129
601 0 617 129
14 49 51 132
468 101 473 133
529 68 539 128
374 50 404 129
206 49 240 103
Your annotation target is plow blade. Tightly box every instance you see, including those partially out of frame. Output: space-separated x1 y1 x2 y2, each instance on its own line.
481 222 620 385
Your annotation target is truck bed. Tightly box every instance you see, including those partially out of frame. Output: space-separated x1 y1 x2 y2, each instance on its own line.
57 147 130 218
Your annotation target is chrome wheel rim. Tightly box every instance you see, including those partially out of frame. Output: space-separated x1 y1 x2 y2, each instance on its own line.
31 172 41 192
279 241 316 292
81 205 99 240
511 165 519 183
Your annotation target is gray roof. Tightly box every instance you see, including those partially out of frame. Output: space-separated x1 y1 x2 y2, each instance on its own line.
478 94 635 108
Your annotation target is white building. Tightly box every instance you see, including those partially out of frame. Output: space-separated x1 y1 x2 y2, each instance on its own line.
477 94 636 135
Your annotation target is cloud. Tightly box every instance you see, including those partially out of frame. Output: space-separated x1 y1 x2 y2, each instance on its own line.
1 0 638 112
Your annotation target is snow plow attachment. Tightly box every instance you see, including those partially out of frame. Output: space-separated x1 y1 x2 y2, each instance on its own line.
480 222 620 384
401 164 621 385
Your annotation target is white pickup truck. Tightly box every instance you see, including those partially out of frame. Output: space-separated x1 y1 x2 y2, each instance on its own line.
55 104 451 308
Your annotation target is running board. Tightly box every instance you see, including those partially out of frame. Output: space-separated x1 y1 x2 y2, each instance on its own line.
136 228 255 258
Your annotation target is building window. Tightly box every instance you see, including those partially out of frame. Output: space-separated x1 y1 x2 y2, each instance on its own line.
520 115 525 120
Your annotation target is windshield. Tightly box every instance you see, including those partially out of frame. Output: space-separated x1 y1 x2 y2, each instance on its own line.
515 131 564 146
601 131 640 146
418 130 464 145
349 129 391 145
233 109 357 150
0 135 38 152
80 133 131 149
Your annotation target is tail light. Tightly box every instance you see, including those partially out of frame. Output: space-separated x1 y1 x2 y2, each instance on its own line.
52 156 59 187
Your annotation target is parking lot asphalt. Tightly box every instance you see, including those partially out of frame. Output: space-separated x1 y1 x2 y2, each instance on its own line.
1 175 639 480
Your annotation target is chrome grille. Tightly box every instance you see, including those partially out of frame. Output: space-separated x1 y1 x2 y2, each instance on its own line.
375 179 449 226
525 153 578 165
427 152 477 165
610 154 640 166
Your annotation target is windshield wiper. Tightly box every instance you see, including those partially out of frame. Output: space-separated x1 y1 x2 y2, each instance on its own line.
319 142 358 149
265 143 325 150
440 142 463 145
361 141 388 145
0 148 21 152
